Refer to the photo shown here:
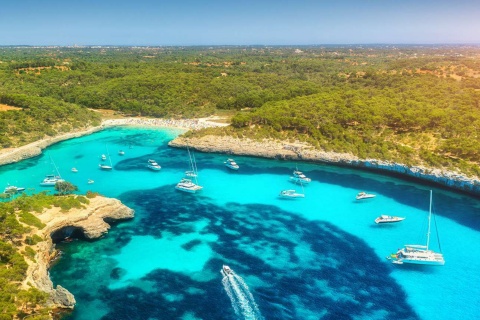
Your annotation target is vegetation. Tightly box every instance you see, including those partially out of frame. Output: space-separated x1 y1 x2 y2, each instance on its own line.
1 45 480 176
0 192 89 319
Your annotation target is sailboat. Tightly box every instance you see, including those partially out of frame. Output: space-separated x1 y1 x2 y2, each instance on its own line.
176 146 202 193
40 156 65 186
99 146 113 170
389 190 445 266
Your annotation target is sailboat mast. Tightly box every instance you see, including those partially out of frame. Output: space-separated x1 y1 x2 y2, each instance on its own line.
426 190 432 250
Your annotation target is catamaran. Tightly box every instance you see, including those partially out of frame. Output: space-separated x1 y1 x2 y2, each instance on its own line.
99 146 113 170
40 156 64 186
176 147 202 193
389 190 445 266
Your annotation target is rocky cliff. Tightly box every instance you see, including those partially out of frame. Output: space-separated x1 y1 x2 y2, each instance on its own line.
23 196 134 310
169 135 480 196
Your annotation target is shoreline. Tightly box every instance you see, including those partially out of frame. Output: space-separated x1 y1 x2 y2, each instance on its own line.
0 116 228 167
168 135 480 197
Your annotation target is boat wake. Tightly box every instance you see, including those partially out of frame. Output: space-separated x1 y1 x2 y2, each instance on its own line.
221 267 263 320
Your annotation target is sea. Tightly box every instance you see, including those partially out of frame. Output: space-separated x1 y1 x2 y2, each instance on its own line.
1 127 479 320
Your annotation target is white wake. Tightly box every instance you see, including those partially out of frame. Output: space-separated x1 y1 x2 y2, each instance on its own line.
222 269 263 320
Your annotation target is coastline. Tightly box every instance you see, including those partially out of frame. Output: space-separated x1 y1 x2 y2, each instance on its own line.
168 135 480 196
0 116 228 167
24 196 134 311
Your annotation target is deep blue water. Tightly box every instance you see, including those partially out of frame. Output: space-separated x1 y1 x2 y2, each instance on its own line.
1 127 480 320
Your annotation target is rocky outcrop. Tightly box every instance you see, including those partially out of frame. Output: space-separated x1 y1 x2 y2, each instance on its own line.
23 196 134 310
169 135 480 196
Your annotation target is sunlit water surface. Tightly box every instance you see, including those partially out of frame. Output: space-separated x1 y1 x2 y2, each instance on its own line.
1 127 479 320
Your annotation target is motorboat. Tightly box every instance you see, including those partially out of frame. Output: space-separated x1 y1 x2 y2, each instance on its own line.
118 150 125 156
356 192 376 200
175 178 203 193
375 215 405 224
290 170 311 184
4 184 26 193
101 154 107 161
221 265 233 277
224 158 239 170
389 190 445 266
279 189 305 199
71 167 78 173
147 159 161 171
40 174 64 187
87 179 94 184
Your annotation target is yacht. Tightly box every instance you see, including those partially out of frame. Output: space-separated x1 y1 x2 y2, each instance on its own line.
101 154 107 161
4 184 26 193
279 189 305 199
118 150 125 156
356 192 376 200
221 265 233 277
175 178 203 193
87 179 94 184
374 215 405 224
290 170 311 184
224 158 239 170
389 190 445 266
40 174 64 187
71 167 78 173
99 146 113 170
147 159 161 171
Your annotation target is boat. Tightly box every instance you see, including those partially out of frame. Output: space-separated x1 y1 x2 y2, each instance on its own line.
71 167 78 173
375 215 405 224
356 191 376 200
99 146 113 170
118 150 125 156
224 158 239 170
279 189 305 199
176 146 202 193
40 156 64 186
290 169 311 184
87 179 94 184
389 190 445 266
147 159 161 171
4 184 25 194
221 265 233 277
101 154 107 161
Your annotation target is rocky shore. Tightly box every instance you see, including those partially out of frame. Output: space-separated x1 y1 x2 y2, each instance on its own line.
169 135 480 196
23 196 134 310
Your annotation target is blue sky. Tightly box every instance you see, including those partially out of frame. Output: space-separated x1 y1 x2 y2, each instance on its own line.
0 0 478 45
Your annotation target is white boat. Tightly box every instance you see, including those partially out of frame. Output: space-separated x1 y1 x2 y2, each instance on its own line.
175 178 203 193
176 146 202 193
279 189 305 199
147 159 161 171
101 154 107 161
375 215 405 224
118 150 125 156
389 190 445 266
71 167 78 173
290 170 311 184
224 158 239 170
4 184 26 193
221 265 233 277
40 156 64 186
356 191 376 200
99 146 113 170
87 179 94 184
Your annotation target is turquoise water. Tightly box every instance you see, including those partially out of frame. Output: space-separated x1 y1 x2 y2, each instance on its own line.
1 127 480 320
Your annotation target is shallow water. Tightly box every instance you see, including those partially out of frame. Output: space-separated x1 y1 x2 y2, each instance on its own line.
1 127 479 320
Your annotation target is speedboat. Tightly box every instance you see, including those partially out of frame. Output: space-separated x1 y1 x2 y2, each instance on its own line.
87 179 94 184
71 167 78 173
356 192 376 200
221 265 233 277
40 174 64 186
375 215 405 224
224 158 239 170
279 189 305 199
118 150 125 156
147 159 161 171
4 184 26 193
175 178 203 193
101 154 107 161
290 170 311 184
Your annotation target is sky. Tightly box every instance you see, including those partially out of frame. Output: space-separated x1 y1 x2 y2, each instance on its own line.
0 0 478 46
